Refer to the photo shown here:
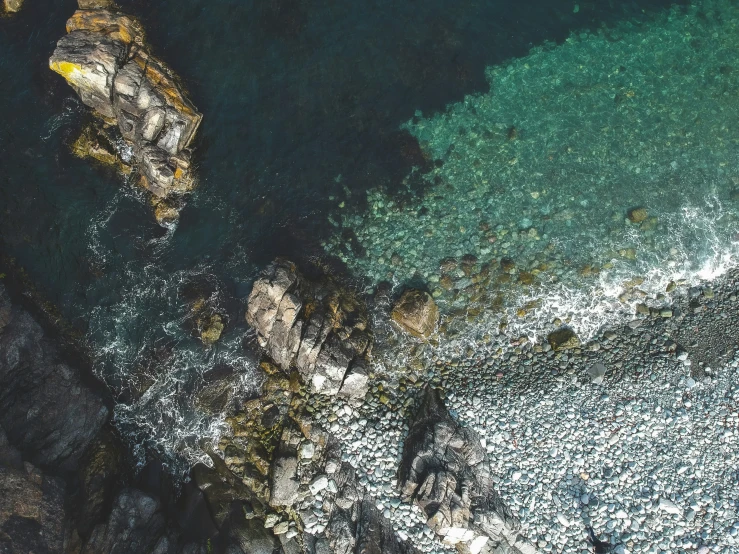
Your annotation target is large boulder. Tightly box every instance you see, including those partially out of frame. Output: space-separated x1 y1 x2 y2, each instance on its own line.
0 284 108 470
246 259 372 397
49 4 202 208
82 489 167 554
390 289 439 339
398 388 536 554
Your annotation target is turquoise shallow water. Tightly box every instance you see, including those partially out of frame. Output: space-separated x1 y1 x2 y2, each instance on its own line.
1 0 720 471
326 0 739 345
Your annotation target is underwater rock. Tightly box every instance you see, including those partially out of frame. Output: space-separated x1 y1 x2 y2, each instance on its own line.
49 4 202 219
627 207 649 223
2 0 23 14
0 284 108 470
398 388 535 554
246 259 372 397
547 327 580 351
390 289 439 339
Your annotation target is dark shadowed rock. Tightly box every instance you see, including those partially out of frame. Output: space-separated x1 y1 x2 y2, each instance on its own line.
82 489 166 553
547 327 580 351
0 284 108 470
398 388 536 554
246 259 372 397
391 289 439 339
76 429 125 537
0 462 68 553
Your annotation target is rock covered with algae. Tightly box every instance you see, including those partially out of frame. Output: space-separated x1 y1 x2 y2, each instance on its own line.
49 1 202 222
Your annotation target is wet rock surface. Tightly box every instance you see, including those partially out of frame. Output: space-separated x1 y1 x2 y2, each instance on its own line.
49 1 202 220
246 259 372 397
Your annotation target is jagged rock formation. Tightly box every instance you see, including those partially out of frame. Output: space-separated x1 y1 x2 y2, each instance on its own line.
246 259 372 398
49 2 202 222
398 388 536 554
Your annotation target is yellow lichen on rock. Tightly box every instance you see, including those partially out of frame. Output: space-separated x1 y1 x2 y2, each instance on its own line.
66 9 144 45
49 60 84 82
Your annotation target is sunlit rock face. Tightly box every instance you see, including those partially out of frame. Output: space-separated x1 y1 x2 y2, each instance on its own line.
49 3 202 216
246 259 372 398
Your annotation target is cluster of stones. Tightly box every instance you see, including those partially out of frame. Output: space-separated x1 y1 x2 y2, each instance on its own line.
49 0 202 224
220 259 538 554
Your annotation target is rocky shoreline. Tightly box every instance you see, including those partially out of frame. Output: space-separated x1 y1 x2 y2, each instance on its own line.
3 250 738 553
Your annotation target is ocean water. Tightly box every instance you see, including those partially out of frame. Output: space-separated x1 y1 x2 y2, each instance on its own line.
1 0 723 471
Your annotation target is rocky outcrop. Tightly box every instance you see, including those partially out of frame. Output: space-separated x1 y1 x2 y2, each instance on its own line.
246 259 372 398
398 388 536 554
390 289 439 339
0 283 108 470
49 2 202 222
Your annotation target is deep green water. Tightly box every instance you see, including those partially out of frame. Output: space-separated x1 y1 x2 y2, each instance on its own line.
2 0 724 471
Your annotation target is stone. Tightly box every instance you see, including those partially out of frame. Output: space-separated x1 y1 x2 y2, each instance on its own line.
246 259 372 396
2 0 23 14
0 284 108 470
587 362 607 385
299 441 316 460
547 327 580 351
269 455 299 507
658 497 683 515
397 387 534 553
309 475 329 495
390 289 439 338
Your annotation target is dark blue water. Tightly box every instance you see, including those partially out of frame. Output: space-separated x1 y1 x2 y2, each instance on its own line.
0 0 691 471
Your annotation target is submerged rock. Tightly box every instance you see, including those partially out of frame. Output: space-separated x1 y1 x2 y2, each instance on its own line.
398 387 535 554
49 2 202 220
2 0 23 14
390 289 439 339
246 259 372 397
